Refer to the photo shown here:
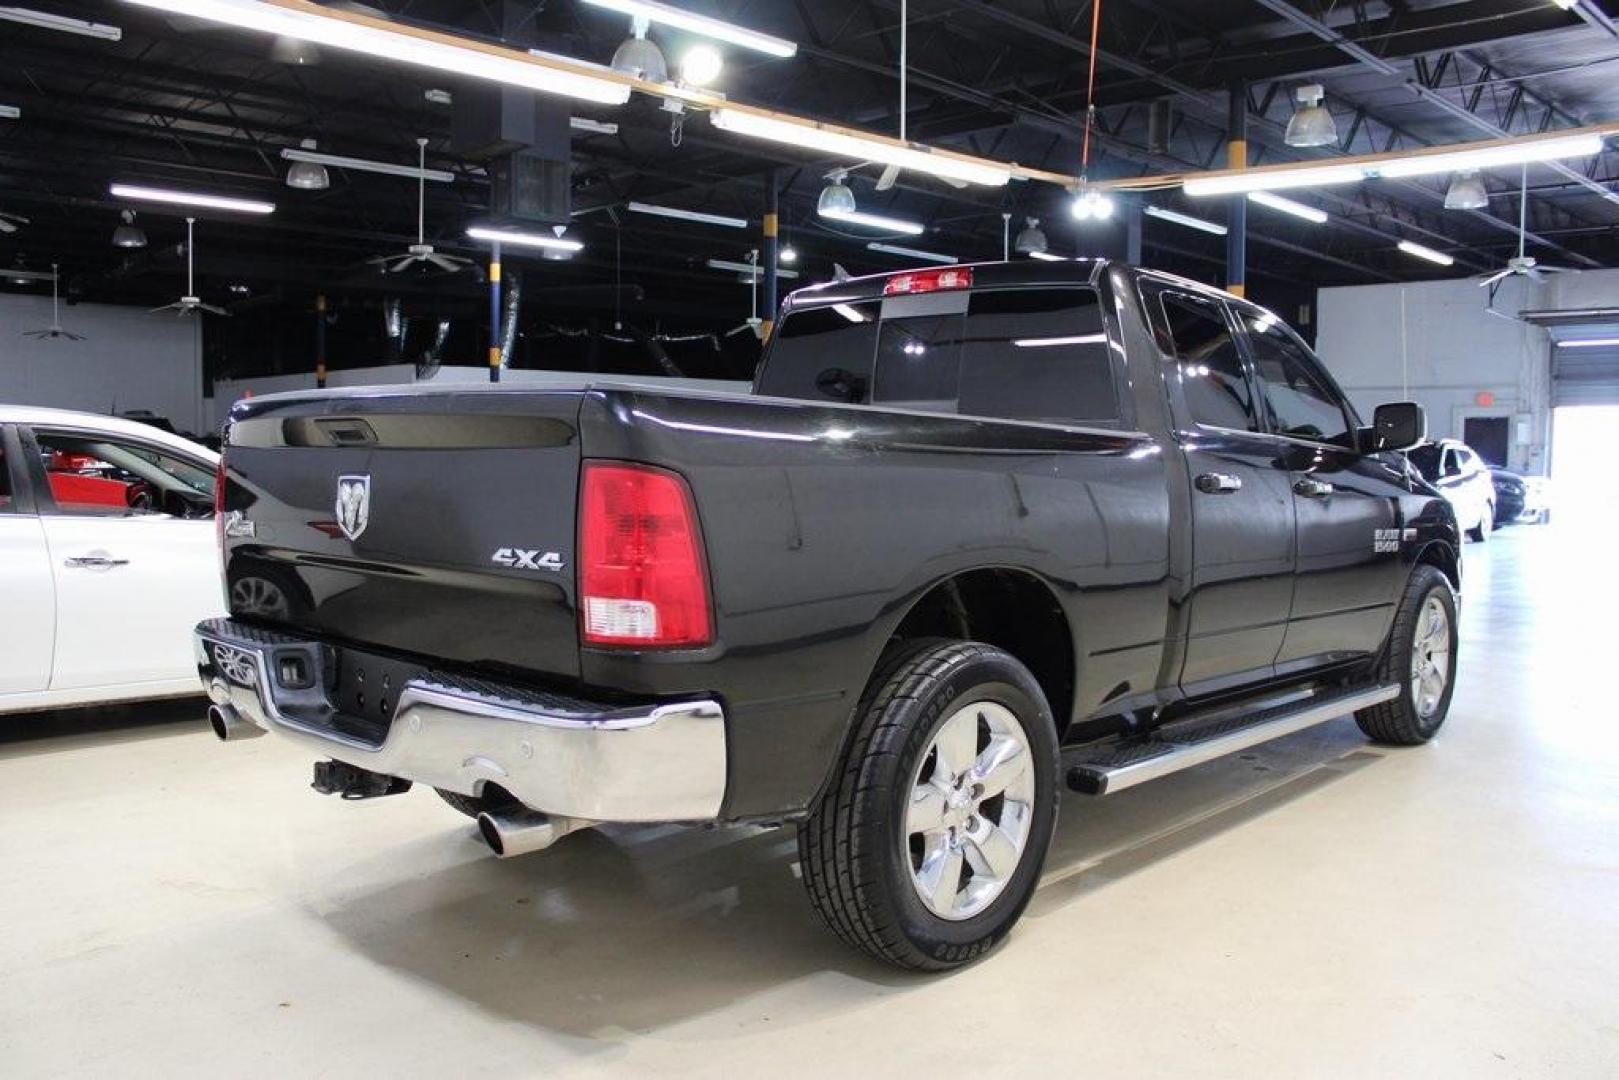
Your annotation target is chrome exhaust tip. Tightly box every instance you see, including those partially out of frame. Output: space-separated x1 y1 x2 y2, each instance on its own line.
476 807 592 858
208 703 264 742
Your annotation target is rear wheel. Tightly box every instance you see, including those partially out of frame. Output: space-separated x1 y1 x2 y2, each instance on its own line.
798 639 1059 970
1355 565 1458 745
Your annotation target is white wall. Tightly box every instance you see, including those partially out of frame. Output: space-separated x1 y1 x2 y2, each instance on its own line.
206 365 750 429
1317 275 1555 473
0 293 204 433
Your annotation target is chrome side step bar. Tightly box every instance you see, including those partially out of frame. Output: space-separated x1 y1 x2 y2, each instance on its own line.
1065 683 1399 796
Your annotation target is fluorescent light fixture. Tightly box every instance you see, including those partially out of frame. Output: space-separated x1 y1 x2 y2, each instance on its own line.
628 201 748 229
3 267 57 283
109 183 274 214
1375 133 1604 179
1028 251 1066 262
1248 191 1328 224
0 105 19 119
466 226 583 252
121 0 631 105
1558 337 1619 348
280 145 454 182
711 108 1010 187
571 116 620 135
1012 334 1107 348
1145 205 1227 236
580 0 797 58
867 242 956 264
1397 239 1454 266
1186 131 1610 198
0 6 121 40
832 303 868 323
820 207 925 235
1184 163 1363 197
705 258 799 278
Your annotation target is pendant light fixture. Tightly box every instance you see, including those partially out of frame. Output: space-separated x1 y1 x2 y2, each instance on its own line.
1284 84 1338 148
111 209 148 248
284 138 331 190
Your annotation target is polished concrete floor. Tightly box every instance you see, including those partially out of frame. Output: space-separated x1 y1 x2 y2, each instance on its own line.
2 525 1615 1078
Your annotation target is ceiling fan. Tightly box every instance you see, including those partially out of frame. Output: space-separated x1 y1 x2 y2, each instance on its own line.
0 209 27 234
1479 165 1575 290
152 217 229 317
368 138 472 275
872 162 968 192
22 263 86 341
866 0 964 193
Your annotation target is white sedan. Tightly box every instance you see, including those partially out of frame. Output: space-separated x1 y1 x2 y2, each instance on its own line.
1 405 226 714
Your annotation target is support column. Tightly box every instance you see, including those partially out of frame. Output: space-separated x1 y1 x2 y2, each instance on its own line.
1226 81 1247 298
761 171 780 341
1125 198 1143 265
487 241 502 383
314 293 327 389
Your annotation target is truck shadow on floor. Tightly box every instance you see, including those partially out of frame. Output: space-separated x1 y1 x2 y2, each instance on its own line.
312 719 1388 1040
0 698 203 758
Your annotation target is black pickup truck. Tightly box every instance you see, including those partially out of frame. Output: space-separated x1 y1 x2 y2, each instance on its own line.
197 260 1461 970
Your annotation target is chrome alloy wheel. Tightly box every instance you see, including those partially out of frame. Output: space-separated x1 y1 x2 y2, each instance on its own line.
1410 594 1452 720
905 701 1036 921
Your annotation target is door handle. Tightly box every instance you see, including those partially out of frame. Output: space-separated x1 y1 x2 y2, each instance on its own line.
63 556 130 570
1195 472 1243 494
1293 478 1334 499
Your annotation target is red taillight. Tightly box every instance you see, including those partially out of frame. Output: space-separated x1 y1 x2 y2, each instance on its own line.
883 267 973 296
578 462 712 648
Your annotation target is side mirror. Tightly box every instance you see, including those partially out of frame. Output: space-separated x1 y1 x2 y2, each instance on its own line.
1370 401 1425 453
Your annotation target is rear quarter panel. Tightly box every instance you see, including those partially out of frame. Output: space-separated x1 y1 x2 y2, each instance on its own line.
578 389 1172 819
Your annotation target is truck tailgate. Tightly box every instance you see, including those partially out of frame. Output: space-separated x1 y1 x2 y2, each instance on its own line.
222 390 585 681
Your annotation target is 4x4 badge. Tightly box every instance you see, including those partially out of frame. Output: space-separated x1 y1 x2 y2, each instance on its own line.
492 547 565 572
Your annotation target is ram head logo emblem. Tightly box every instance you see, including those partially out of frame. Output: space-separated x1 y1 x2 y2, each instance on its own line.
336 475 371 541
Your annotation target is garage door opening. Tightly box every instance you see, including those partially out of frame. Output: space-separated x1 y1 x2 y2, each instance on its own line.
1551 405 1619 529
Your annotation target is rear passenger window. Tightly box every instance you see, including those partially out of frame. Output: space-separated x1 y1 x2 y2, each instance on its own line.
1157 292 1260 433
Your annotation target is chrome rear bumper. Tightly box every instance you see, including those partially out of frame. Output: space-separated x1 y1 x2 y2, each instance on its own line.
194 619 726 822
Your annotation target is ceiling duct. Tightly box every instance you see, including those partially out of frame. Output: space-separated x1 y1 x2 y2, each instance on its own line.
1146 101 1171 155
449 3 573 223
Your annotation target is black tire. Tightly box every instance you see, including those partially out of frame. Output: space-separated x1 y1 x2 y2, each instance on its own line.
1355 564 1458 745
798 638 1060 970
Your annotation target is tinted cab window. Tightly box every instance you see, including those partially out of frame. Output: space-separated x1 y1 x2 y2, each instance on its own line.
1154 291 1260 433
1242 313 1355 448
761 286 1120 426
